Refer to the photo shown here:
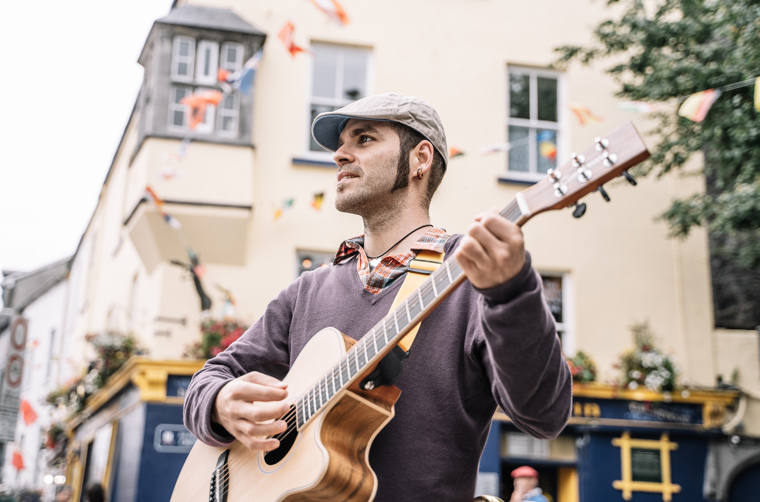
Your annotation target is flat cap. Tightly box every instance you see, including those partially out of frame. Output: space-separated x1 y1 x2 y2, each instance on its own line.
511 466 539 479
311 92 448 170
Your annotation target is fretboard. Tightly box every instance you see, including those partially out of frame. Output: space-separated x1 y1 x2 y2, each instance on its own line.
295 199 524 429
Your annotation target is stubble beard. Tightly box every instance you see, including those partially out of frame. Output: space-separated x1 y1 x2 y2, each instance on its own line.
334 155 405 220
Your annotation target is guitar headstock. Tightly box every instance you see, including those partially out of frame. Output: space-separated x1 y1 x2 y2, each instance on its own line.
519 122 650 219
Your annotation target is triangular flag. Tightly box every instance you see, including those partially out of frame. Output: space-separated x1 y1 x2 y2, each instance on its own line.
12 450 24 471
180 90 223 130
20 399 38 426
619 101 668 113
480 143 512 155
310 0 350 26
234 51 263 96
539 141 557 161
311 192 325 210
217 68 231 83
569 103 604 125
278 22 308 57
448 147 465 158
754 77 760 112
678 89 721 122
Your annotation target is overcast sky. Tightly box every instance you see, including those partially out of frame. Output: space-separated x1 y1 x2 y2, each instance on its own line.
0 0 174 278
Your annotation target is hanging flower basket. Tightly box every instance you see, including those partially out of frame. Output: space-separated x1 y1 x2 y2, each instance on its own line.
616 322 678 392
184 318 248 359
567 351 597 383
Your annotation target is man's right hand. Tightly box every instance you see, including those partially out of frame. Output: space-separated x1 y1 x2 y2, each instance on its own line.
212 371 290 451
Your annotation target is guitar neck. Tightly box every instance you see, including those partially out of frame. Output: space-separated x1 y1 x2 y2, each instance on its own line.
295 198 529 429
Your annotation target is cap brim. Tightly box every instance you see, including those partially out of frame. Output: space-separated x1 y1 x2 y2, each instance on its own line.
311 114 391 153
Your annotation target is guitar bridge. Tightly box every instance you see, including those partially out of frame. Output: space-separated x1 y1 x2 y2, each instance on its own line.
209 449 230 502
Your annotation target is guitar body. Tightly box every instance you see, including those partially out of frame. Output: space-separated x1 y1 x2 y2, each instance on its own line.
171 327 401 502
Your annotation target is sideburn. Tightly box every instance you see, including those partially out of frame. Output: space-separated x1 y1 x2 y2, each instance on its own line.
390 140 413 193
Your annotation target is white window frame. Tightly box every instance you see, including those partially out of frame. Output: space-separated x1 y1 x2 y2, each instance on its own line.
304 43 373 160
296 249 334 278
168 85 192 131
171 36 195 83
220 42 244 73
539 271 575 356
195 40 220 86
217 92 240 137
505 66 567 182
192 87 216 134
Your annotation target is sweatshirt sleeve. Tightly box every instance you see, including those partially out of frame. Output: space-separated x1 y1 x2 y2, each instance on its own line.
183 280 297 447
473 252 573 439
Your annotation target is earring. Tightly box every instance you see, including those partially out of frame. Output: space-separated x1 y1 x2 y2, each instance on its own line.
416 168 424 180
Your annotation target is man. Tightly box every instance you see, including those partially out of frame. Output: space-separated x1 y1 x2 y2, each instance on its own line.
508 466 549 502
184 93 572 501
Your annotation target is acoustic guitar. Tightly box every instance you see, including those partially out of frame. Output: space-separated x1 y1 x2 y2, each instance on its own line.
171 122 650 501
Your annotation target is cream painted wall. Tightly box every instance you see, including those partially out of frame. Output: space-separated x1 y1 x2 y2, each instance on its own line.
56 0 758 433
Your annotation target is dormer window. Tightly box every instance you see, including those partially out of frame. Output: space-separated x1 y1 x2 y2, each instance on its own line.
220 42 244 73
172 37 195 82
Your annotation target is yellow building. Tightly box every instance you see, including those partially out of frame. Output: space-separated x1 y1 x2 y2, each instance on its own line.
35 0 760 500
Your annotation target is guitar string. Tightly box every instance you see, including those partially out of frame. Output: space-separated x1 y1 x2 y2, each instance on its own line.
263 202 523 443
216 202 525 475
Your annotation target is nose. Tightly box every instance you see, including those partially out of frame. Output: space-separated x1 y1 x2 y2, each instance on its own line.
333 144 355 167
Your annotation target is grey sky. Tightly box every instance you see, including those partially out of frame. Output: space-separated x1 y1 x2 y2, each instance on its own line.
0 0 173 278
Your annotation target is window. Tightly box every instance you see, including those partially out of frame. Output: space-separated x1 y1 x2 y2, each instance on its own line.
540 273 573 354
218 93 239 136
296 250 333 277
172 37 195 82
168 85 192 130
195 40 220 85
507 67 562 177
220 42 244 73
309 44 370 152
168 86 215 133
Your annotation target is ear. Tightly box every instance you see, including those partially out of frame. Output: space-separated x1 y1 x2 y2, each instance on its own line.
409 140 435 179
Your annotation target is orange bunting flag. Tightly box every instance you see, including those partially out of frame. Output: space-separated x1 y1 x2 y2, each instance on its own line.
274 198 295 221
569 103 604 125
310 0 350 26
12 450 24 471
678 89 721 123
180 90 223 130
278 22 308 57
448 147 465 159
217 68 231 83
539 141 557 161
20 399 38 426
311 192 325 210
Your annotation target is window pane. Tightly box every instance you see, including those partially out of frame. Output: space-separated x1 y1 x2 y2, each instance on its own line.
173 110 185 127
313 46 338 99
508 126 529 172
537 77 558 122
343 52 367 100
222 95 235 110
222 116 233 131
179 41 190 57
509 73 530 119
541 275 563 323
204 47 211 75
177 62 188 76
226 47 237 65
310 105 336 151
536 129 557 174
173 87 188 103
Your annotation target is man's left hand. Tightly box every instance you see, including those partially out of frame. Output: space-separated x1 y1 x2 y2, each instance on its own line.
455 208 526 290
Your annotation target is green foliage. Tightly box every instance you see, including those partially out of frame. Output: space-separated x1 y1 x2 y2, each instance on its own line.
616 321 678 392
555 0 760 266
566 351 598 383
184 318 248 359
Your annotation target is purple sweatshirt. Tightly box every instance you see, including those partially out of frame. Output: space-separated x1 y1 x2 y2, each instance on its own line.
183 234 572 501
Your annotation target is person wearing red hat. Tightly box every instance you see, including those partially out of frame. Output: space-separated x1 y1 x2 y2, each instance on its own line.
509 466 549 502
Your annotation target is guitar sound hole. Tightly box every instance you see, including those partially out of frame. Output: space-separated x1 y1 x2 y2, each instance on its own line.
263 426 298 465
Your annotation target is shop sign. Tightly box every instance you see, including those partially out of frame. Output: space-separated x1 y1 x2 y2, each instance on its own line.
154 424 197 453
573 398 702 424
0 317 28 442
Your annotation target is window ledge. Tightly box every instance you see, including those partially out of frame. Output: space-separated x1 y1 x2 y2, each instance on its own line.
498 175 541 186
292 157 336 168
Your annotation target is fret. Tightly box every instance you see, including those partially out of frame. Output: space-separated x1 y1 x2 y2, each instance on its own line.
311 385 318 414
434 269 449 291
445 260 453 283
393 309 400 334
353 350 360 375
306 387 313 418
297 398 304 428
331 368 337 395
405 299 412 323
431 274 438 296
408 295 422 319
421 286 436 307
381 319 389 344
338 361 345 387
417 287 424 309
320 377 327 406
371 328 378 357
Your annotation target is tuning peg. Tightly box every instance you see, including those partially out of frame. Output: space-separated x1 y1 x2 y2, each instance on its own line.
572 202 587 219
602 151 618 167
622 171 637 186
595 137 609 151
597 185 611 202
571 153 585 168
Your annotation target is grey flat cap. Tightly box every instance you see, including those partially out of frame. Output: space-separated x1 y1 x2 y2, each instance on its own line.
311 92 448 170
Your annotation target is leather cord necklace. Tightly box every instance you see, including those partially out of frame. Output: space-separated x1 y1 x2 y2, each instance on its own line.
365 224 434 260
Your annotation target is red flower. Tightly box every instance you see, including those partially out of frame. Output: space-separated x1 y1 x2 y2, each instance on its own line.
210 347 222 357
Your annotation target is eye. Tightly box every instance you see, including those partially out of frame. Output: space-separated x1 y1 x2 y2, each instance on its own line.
359 135 373 144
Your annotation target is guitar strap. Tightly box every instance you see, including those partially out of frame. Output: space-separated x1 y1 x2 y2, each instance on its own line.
359 246 447 391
